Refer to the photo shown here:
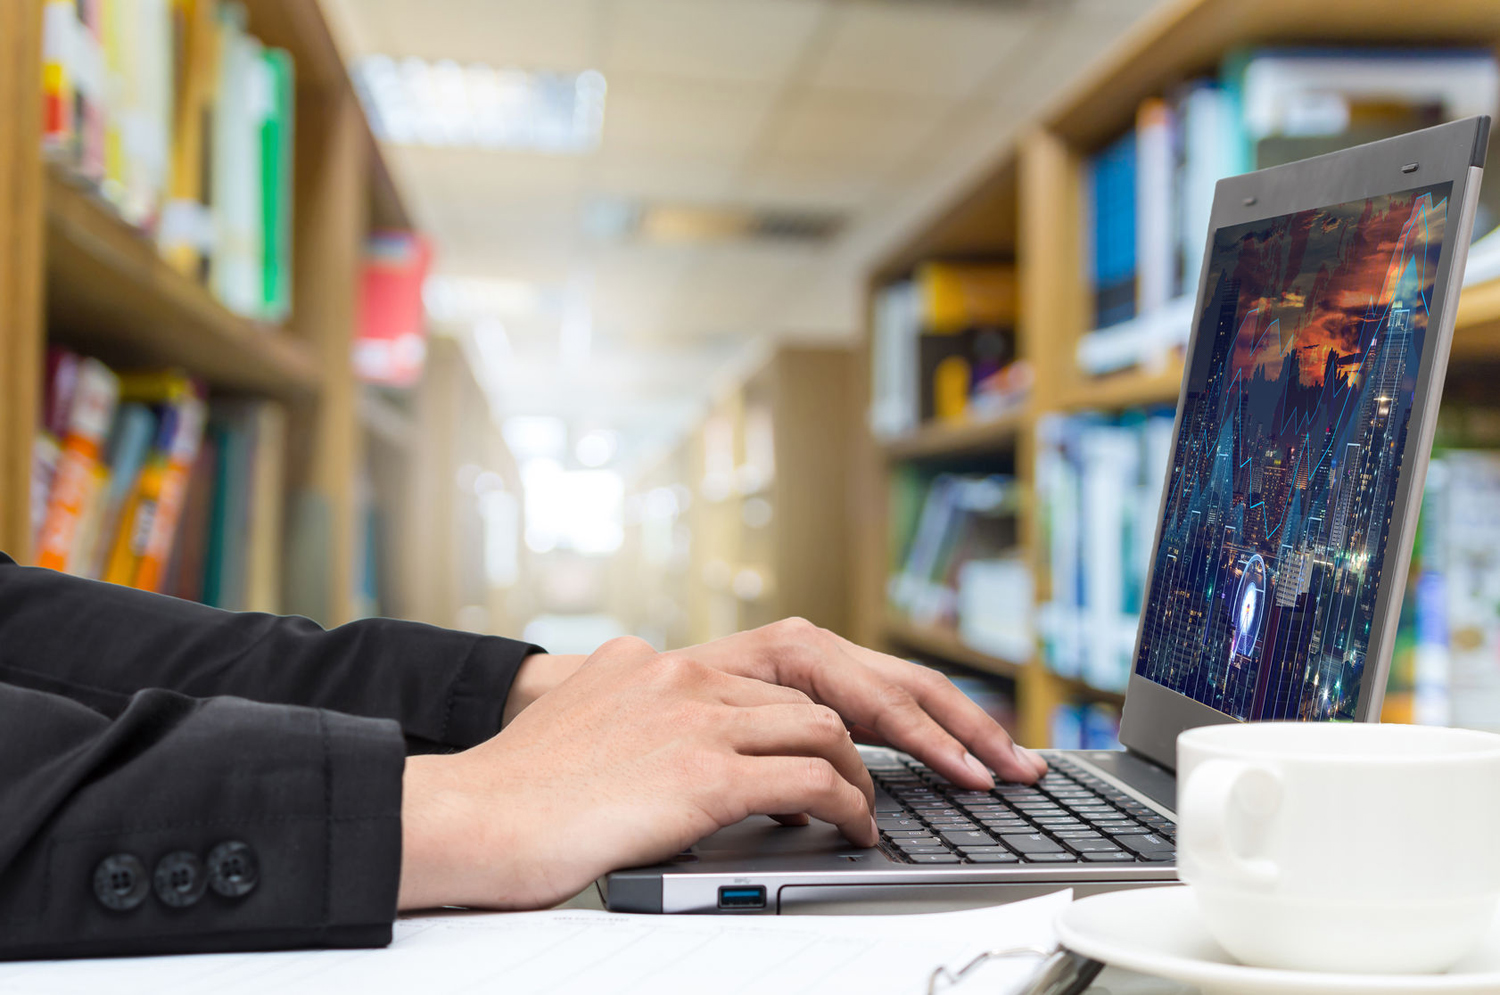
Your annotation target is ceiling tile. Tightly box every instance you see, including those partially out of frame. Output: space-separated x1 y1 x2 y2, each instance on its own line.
759 87 946 170
605 0 825 84
808 3 1035 99
345 0 600 69
592 148 741 202
601 73 776 159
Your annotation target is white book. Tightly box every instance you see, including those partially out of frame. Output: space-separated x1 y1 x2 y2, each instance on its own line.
1240 51 1499 142
1081 424 1138 692
1175 81 1237 303
1135 98 1177 317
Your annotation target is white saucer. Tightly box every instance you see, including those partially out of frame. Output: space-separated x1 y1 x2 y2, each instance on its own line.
1056 886 1500 994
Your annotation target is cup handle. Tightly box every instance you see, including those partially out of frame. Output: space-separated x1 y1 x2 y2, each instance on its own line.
1179 758 1281 890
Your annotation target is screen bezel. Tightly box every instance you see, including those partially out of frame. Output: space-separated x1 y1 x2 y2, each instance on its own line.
1117 117 1488 771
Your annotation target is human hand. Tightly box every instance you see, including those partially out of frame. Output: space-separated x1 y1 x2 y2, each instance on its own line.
676 618 1046 790
505 619 1044 789
399 635 879 910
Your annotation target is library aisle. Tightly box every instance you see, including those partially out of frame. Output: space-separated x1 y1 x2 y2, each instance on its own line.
3 0 1500 749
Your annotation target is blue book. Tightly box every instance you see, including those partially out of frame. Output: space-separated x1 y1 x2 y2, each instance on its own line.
1092 131 1138 329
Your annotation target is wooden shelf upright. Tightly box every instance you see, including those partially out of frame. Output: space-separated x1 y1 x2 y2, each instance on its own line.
852 0 1500 748
0 0 413 626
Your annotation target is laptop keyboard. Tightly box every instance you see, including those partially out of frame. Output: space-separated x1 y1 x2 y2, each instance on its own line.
868 753 1175 865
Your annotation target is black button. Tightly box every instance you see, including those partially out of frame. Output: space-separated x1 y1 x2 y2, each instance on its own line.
207 841 259 898
153 850 207 908
93 854 149 912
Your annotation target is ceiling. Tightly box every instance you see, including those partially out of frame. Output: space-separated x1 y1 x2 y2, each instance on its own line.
320 0 1164 471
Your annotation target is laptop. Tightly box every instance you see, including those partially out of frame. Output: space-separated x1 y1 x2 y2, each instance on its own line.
605 116 1491 915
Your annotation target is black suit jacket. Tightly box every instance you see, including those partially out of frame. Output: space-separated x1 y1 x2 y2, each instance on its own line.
0 552 541 960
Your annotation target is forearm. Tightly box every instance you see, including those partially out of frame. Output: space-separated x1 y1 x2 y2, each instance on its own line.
0 553 541 750
0 684 405 959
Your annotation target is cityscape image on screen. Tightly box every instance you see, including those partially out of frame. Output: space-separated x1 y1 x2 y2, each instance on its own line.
1135 183 1452 721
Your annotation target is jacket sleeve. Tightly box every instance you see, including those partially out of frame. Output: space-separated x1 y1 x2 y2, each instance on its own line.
0 553 543 751
0 683 407 959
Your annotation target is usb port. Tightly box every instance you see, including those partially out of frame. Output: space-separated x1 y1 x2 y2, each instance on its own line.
717 885 767 910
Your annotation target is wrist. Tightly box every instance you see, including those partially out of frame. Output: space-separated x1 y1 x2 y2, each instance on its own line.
502 653 586 726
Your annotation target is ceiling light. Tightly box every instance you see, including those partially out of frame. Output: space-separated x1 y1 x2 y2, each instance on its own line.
353 56 606 153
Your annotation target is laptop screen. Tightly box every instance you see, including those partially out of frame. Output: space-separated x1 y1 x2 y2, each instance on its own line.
1134 182 1452 722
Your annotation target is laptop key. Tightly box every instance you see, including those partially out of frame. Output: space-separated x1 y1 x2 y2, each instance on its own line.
892 836 942 850
881 830 932 838
901 847 952 855
908 853 962 864
1117 833 1174 856
877 818 925 832
938 830 995 847
1065 839 1123 853
966 852 1021 863
999 834 1063 854
1082 851 1138 862
1022 852 1081 862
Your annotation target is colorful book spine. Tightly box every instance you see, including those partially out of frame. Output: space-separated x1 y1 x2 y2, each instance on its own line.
133 392 206 592
1090 130 1137 330
260 47 294 321
35 358 120 572
41 0 76 154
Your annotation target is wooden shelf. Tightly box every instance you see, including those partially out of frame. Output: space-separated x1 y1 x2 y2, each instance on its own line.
885 616 1127 706
1059 364 1185 412
885 617 1024 679
44 168 323 397
881 411 1025 461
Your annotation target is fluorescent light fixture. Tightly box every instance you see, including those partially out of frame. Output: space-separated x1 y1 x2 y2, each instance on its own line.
353 55 606 153
504 416 567 460
575 429 618 468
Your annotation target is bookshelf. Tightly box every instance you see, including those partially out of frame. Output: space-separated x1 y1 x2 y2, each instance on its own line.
853 0 1500 749
616 345 855 648
0 0 412 626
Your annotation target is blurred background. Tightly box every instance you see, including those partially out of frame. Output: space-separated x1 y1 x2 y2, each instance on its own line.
4 0 1500 749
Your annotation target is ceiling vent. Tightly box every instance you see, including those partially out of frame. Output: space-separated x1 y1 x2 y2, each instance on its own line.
585 201 845 246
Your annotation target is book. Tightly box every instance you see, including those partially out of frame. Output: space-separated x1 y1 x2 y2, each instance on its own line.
35 358 120 573
1077 47 1499 379
868 264 1022 436
1134 97 1177 317
889 474 1020 630
86 402 158 578
259 47 295 322
42 0 298 321
1037 409 1175 691
1228 47 1499 171
1088 130 1137 330
160 0 223 279
354 231 434 387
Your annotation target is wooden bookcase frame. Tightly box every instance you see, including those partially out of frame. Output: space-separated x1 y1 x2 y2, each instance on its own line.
853 0 1500 748
0 0 411 626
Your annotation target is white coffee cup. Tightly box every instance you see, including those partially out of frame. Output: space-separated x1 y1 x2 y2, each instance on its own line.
1176 722 1500 974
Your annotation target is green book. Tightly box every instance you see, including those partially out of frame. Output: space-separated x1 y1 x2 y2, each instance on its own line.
260 48 295 322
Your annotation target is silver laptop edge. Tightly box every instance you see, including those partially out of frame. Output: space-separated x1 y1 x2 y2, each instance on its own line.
606 117 1490 914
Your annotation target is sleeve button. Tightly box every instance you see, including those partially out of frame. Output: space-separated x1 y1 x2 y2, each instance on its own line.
93 854 149 912
206 840 259 898
153 850 207 908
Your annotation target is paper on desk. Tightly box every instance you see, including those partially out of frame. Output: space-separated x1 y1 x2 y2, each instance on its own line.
0 890 1072 995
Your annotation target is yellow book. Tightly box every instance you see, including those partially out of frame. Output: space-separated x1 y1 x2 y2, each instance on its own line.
160 0 220 276
917 262 1018 334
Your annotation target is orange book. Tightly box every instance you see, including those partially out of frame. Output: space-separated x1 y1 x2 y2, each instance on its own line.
36 359 120 571
131 393 207 592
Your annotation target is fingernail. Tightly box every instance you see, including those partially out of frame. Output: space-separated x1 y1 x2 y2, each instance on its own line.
1020 747 1048 775
962 752 995 788
868 816 879 843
